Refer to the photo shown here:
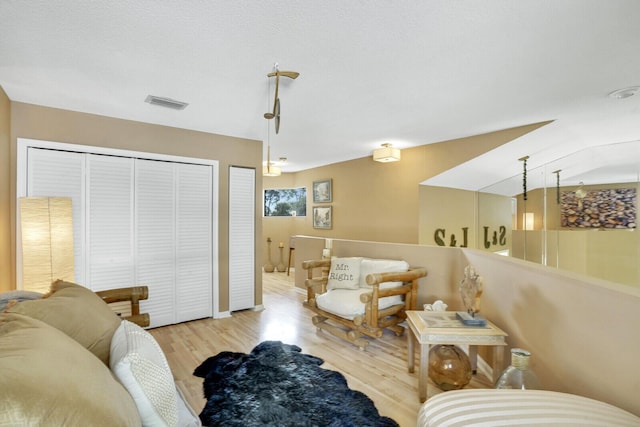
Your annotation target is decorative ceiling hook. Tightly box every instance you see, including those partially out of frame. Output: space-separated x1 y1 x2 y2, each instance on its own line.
519 156 529 201
263 65 300 134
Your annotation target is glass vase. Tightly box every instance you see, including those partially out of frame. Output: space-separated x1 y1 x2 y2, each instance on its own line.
494 348 541 390
428 344 472 391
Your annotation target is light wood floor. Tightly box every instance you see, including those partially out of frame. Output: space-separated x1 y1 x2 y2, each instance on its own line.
150 271 492 427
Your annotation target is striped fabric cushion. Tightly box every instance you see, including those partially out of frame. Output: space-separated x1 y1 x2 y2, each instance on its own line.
418 389 639 426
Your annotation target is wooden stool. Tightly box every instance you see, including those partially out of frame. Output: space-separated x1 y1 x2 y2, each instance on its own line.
287 236 295 276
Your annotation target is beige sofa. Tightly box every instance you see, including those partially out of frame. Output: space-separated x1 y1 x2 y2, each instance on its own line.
0 280 200 427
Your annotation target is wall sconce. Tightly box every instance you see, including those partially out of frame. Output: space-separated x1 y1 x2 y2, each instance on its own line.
373 143 401 163
523 212 535 230
19 197 75 292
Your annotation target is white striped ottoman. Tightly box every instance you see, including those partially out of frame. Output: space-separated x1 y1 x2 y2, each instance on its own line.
417 389 639 426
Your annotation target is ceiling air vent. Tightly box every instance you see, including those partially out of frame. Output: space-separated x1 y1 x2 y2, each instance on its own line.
144 95 189 110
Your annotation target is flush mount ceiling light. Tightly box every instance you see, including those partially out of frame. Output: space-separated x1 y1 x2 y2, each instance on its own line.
373 143 401 163
263 162 281 177
144 95 189 110
608 86 640 99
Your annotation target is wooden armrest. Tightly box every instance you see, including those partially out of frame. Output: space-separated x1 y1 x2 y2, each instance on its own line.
302 259 331 270
365 268 427 286
95 286 150 327
96 286 149 306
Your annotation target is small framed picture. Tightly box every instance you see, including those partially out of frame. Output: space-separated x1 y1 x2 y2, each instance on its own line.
313 179 332 203
312 206 332 229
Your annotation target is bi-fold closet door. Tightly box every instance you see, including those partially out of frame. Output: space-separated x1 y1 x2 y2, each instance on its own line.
26 147 213 327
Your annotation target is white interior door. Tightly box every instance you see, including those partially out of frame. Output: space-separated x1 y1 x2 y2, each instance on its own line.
228 166 255 311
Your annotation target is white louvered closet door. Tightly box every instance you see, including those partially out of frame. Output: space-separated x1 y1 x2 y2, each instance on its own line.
135 160 213 326
175 163 212 322
26 148 86 284
229 166 255 311
86 154 135 291
135 159 177 327
20 140 217 327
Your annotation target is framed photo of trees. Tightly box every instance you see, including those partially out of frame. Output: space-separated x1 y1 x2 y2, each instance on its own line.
313 179 332 203
264 187 307 217
312 206 332 229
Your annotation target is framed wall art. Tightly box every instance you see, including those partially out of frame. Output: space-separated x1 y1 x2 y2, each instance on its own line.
312 206 332 229
313 179 332 203
560 187 636 228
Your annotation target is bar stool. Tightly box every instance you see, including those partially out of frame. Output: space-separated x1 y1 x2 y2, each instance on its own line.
287 236 295 276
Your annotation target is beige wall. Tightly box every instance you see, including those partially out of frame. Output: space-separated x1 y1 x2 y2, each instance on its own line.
419 186 478 248
263 122 549 267
294 236 640 417
6 101 264 311
0 87 10 292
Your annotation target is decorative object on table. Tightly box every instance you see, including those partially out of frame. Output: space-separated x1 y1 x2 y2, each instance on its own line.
194 341 399 427
313 178 332 203
276 241 286 272
264 238 275 273
457 264 486 326
423 300 448 311
428 344 472 391
494 348 541 390
312 205 332 229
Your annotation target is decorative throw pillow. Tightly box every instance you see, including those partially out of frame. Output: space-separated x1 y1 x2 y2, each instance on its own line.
326 257 363 290
111 320 179 427
358 258 410 289
0 312 141 427
5 279 121 365
0 289 42 311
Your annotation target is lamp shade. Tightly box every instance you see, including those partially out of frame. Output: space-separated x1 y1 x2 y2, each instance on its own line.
263 164 282 177
523 212 535 230
19 197 75 292
373 143 401 162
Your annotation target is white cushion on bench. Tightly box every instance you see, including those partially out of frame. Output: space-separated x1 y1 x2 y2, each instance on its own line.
359 258 409 288
316 288 403 320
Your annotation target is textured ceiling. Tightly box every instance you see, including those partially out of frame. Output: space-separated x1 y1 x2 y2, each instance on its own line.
1 1 639 192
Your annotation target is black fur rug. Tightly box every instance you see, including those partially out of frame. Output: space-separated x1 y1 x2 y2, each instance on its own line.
193 341 399 427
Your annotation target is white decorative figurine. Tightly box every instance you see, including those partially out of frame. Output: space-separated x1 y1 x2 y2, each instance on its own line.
423 300 448 312
457 265 486 325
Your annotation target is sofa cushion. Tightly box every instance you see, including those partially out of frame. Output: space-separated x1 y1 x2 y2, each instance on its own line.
327 257 362 290
358 258 410 289
5 279 121 365
111 320 180 427
316 288 403 320
0 312 141 427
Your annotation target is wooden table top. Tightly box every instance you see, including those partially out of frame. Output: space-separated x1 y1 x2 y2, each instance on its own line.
406 311 508 345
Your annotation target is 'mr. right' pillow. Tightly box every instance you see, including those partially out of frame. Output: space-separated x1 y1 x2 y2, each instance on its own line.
327 257 362 290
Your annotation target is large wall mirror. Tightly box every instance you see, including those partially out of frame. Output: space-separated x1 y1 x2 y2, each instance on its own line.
478 140 639 287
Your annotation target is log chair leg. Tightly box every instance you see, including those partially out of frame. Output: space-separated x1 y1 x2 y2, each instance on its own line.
312 315 328 331
388 324 405 336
